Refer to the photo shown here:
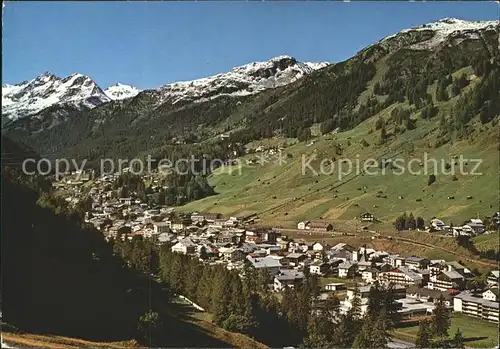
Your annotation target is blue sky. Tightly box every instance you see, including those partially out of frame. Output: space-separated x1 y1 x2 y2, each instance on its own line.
3 1 498 89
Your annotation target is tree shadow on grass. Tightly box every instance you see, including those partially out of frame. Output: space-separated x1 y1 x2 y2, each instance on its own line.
156 300 233 348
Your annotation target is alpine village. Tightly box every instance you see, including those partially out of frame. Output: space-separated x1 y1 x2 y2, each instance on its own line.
1 10 500 349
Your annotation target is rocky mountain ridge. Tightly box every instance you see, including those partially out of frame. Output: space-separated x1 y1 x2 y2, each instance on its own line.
2 56 328 121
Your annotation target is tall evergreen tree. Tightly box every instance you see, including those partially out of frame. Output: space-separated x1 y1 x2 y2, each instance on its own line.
432 295 451 340
379 125 388 144
416 319 433 348
407 213 417 230
436 79 449 101
336 283 363 347
367 281 383 319
353 320 374 348
416 216 425 230
371 314 392 348
211 267 230 325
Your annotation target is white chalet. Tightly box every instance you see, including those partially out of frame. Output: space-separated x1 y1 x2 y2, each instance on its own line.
171 238 197 255
274 270 305 291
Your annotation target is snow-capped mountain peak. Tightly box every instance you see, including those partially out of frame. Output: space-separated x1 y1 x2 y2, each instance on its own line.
401 17 498 35
381 17 499 49
153 55 330 106
2 72 111 120
2 55 328 120
35 71 56 82
104 83 141 101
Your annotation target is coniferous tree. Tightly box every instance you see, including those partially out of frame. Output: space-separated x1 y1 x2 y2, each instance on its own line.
353 320 374 348
137 310 162 347
334 315 356 348
336 283 363 347
379 125 387 144
196 266 214 309
228 271 245 316
371 313 392 348
451 73 469 97
416 319 433 348
295 284 312 334
304 296 338 349
242 262 258 294
428 174 437 186
375 117 385 130
349 283 363 320
257 268 271 293
381 283 400 329
367 281 383 319
416 217 425 230
436 79 449 102
120 185 129 198
395 212 409 231
212 267 230 325
432 295 452 341
242 290 259 333
297 127 312 142
407 213 417 230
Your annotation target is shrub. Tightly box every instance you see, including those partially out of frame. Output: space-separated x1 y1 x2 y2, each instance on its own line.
428 174 436 186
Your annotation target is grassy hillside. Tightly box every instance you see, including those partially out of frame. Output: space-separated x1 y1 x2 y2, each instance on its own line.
1 315 268 349
7 22 498 164
181 75 499 228
472 232 500 252
1 332 138 349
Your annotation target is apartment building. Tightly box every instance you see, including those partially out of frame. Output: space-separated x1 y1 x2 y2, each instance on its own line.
379 267 424 287
427 269 465 292
453 292 499 323
405 257 430 270
340 285 406 316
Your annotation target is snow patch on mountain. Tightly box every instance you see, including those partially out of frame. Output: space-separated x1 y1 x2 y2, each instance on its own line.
154 55 329 106
2 55 328 120
104 83 141 101
2 72 111 120
381 18 499 50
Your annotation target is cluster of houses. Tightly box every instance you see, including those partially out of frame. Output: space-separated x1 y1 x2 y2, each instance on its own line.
337 250 498 323
296 214 498 236
166 229 499 323
245 240 499 323
161 226 500 324
62 171 244 239
185 234 499 324
296 213 374 232
431 216 499 236
56 170 499 325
